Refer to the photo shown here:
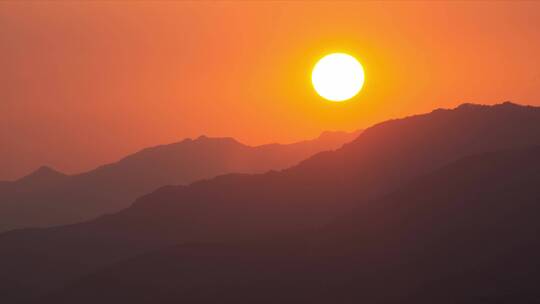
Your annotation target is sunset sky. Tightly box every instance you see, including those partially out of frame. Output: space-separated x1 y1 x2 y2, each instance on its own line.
2 1 540 180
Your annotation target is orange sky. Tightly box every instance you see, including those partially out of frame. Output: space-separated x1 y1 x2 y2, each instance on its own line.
2 1 540 180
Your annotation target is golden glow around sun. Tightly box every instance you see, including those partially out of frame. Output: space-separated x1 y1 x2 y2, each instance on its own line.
312 53 365 102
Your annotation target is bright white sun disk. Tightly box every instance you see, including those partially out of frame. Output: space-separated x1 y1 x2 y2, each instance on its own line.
312 53 365 102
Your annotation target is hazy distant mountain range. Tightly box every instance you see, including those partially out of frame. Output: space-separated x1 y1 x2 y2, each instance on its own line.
0 130 359 232
2 102 540 303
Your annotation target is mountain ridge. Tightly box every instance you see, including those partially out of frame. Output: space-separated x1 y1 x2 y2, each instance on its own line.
0 130 359 232
2 102 540 302
40 145 540 304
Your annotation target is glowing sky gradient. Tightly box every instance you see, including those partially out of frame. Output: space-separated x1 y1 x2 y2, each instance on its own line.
2 1 540 179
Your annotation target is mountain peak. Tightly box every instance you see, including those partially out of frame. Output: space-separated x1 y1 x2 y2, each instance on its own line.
455 101 526 111
456 102 486 110
497 100 528 109
317 130 362 140
18 166 67 184
501 100 518 106
192 135 241 145
317 130 344 138
31 165 63 176
428 102 531 116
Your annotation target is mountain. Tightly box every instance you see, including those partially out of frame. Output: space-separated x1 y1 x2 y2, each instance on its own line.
10 166 68 187
42 146 540 304
0 131 359 232
2 102 540 302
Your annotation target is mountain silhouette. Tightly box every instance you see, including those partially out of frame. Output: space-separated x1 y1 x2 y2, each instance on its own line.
0 131 359 232
1 102 540 302
41 146 540 304
0 166 68 195
14 166 67 186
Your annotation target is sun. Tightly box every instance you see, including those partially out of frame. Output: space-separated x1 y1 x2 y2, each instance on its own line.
312 53 365 102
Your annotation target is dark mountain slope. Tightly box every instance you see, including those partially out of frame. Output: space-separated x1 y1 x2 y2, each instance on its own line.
0 131 358 232
95 102 540 245
43 146 540 304
2 102 540 302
